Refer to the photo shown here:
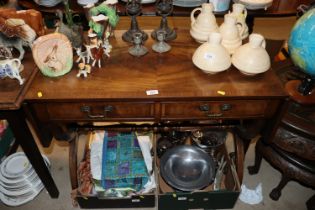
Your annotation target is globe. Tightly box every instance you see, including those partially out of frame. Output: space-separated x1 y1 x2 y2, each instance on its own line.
288 7 315 78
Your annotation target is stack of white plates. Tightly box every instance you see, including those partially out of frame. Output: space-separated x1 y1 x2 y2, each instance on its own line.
33 0 63 7
233 0 273 10
0 152 50 207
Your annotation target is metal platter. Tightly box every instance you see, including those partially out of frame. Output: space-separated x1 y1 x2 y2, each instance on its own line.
160 145 215 191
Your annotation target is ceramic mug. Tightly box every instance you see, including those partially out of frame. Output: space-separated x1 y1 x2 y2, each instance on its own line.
209 0 231 12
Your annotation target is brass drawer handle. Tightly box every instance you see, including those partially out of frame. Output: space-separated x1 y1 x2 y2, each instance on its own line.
207 113 223 117
199 104 224 118
80 105 113 119
199 104 210 112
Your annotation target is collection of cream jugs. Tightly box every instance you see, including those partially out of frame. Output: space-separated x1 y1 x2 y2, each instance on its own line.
191 3 271 75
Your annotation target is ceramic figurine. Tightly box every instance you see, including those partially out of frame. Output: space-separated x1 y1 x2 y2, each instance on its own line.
232 33 270 75
91 46 104 68
0 58 24 85
77 62 91 78
85 33 104 68
0 8 46 36
0 17 36 60
219 14 243 54
190 3 219 43
85 1 119 39
128 32 148 57
32 33 73 77
75 47 92 64
229 3 249 40
192 32 231 74
102 32 112 57
152 30 171 53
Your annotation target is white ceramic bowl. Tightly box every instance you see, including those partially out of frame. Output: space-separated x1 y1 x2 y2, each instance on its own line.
233 0 273 10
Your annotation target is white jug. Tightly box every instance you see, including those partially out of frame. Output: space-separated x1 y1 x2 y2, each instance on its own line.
190 3 219 43
232 33 270 75
192 32 231 74
219 14 243 54
229 3 248 39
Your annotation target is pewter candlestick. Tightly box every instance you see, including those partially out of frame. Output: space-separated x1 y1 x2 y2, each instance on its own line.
122 0 148 43
151 0 176 41
128 32 148 57
152 30 171 53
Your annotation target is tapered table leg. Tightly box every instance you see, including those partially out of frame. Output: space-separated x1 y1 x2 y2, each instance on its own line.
1 109 59 198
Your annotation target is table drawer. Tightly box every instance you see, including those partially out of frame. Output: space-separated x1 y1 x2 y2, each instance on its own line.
33 102 155 122
161 100 278 120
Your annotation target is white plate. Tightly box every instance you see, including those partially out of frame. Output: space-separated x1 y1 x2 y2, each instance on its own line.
120 0 156 4
0 154 50 186
0 183 44 207
0 177 42 197
35 0 63 7
77 0 99 6
0 152 32 179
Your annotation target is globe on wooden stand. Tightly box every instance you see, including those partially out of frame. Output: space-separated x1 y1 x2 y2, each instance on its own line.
288 5 315 95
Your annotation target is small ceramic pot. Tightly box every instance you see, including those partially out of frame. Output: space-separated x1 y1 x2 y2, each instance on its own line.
192 32 231 74
232 33 270 75
190 3 219 43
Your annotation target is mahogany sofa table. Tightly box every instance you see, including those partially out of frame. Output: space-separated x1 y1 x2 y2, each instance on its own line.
24 17 288 191
0 53 59 198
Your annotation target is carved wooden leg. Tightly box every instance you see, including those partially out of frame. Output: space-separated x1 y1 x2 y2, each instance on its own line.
306 194 315 210
69 133 78 190
248 140 263 175
269 174 290 200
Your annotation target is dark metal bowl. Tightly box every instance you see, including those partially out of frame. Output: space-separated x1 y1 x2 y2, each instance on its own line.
160 145 215 191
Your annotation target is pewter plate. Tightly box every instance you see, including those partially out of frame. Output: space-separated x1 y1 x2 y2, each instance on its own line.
160 145 215 191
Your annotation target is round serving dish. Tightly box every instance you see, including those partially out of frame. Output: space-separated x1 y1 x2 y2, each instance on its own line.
160 145 215 191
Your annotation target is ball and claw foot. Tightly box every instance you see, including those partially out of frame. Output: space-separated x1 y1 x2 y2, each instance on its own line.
247 165 259 175
270 188 281 201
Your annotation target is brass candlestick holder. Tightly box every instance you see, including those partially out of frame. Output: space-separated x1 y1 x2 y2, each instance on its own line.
151 0 177 41
122 0 148 43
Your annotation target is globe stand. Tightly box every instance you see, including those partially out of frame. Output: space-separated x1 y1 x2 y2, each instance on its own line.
298 76 315 96
285 80 315 104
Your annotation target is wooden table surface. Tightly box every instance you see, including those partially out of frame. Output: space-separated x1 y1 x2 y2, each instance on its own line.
0 52 38 110
26 17 287 102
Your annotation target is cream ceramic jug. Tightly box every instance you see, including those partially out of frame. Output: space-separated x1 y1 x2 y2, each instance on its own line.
219 14 243 54
232 33 270 75
192 32 231 74
0 58 24 85
190 3 219 43
229 3 248 39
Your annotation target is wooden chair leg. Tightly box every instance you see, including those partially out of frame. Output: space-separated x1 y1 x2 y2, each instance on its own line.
269 174 290 200
248 140 263 175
